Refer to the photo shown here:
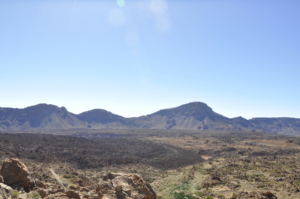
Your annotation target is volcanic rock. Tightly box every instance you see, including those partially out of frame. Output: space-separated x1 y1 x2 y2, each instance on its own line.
96 173 156 199
0 183 12 191
0 183 12 199
0 158 35 192
233 191 277 199
201 174 222 188
36 188 49 198
43 190 92 199
65 190 82 199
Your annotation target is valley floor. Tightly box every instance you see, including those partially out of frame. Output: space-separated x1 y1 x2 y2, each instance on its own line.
1 130 300 199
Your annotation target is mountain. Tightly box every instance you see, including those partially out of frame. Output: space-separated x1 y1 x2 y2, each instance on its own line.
131 102 232 129
0 104 85 131
1 102 300 135
77 109 127 129
249 118 300 136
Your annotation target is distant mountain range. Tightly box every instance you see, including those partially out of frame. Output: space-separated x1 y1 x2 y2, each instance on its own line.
1 102 300 135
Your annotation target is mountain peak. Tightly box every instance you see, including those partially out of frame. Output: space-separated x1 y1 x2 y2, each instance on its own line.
77 109 124 124
177 102 212 110
0 103 62 112
25 103 64 113
150 101 213 120
80 109 111 114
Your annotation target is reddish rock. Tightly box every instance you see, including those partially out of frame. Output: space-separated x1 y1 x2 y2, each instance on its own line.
97 173 156 199
42 190 86 199
0 158 35 191
65 190 81 199
36 180 47 189
36 188 49 198
261 191 277 199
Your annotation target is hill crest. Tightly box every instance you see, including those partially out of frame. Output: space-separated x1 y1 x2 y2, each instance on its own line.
1 102 300 135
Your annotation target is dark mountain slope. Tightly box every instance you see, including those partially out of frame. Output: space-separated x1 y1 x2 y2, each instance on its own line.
76 109 127 128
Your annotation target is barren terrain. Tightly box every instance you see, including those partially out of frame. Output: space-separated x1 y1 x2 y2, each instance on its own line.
1 130 300 198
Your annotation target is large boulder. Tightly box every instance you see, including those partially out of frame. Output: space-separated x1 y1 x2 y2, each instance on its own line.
42 190 88 199
96 173 156 199
0 158 35 191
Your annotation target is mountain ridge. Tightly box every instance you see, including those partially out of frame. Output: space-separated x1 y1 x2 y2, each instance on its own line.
1 102 300 135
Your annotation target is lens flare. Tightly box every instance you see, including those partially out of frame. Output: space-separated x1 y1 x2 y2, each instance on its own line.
117 0 125 7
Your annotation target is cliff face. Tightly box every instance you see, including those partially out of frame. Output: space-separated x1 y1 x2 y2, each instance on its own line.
1 102 300 135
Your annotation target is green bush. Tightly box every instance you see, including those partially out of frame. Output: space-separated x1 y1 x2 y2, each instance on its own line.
293 180 300 186
194 185 201 190
10 190 19 199
63 174 73 178
172 192 196 199
28 191 41 199
230 193 237 199
68 184 78 190
194 191 205 196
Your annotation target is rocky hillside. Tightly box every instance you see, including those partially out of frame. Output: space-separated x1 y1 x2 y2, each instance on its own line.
0 104 86 131
77 109 127 129
0 158 157 199
131 102 232 130
1 102 300 135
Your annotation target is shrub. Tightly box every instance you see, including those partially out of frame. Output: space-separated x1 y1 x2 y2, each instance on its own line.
230 193 237 199
172 192 196 199
10 190 19 199
293 180 300 186
63 174 73 179
194 191 205 196
194 185 201 190
68 184 78 190
28 191 41 199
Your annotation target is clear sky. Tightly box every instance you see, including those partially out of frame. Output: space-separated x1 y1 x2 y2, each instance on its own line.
1 0 300 119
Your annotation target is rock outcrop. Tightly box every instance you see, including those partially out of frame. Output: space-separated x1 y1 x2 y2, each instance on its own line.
232 191 277 199
96 173 156 199
0 158 35 192
201 174 222 188
0 183 12 199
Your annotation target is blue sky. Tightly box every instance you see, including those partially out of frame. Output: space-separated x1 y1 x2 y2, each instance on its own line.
1 0 300 119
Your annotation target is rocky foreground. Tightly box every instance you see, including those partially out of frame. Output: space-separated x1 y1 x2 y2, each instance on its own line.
1 131 299 199
0 158 156 199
